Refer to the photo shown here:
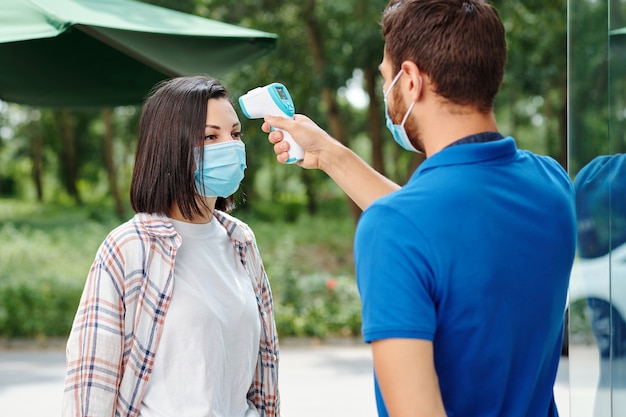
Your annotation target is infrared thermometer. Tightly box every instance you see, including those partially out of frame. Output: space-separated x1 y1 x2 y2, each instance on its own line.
239 83 304 164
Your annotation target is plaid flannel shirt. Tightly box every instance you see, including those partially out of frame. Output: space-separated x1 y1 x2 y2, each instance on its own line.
62 212 280 417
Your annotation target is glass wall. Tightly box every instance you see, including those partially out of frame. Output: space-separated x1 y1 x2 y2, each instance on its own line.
568 0 626 415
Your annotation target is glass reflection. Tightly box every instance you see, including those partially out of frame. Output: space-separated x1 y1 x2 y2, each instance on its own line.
572 154 626 416
568 1 626 416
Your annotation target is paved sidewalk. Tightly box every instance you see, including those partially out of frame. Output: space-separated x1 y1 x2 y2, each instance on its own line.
0 340 584 417
0 349 65 416
0 341 377 417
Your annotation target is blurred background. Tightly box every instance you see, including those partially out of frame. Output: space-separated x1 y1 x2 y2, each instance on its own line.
0 0 574 343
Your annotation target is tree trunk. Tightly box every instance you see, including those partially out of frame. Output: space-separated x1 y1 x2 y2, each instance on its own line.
558 84 568 171
30 119 44 202
103 108 125 219
364 67 386 177
301 170 318 214
545 82 568 171
55 110 82 205
302 0 362 221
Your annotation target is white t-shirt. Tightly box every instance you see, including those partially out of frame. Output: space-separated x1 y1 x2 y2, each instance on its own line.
140 217 261 417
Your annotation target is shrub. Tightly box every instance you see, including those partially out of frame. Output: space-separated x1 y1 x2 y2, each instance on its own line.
0 280 82 338
0 199 362 341
273 273 362 338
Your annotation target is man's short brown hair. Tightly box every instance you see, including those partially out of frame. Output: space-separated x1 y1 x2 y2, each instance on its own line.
382 0 506 113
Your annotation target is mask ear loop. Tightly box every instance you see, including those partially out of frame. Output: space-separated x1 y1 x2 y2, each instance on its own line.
384 70 404 98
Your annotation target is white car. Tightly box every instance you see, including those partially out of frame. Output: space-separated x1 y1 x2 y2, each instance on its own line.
565 243 626 357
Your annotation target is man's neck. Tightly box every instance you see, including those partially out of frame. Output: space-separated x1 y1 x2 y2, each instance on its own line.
422 108 498 157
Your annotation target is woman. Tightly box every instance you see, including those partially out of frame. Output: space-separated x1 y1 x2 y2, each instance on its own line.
62 76 280 417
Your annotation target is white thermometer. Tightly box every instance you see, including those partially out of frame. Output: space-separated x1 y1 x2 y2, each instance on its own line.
239 83 304 164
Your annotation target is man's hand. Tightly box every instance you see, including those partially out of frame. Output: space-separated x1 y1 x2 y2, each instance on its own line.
262 114 338 170
261 113 400 211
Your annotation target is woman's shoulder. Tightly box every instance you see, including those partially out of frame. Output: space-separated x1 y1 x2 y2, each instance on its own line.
104 213 180 248
214 211 255 243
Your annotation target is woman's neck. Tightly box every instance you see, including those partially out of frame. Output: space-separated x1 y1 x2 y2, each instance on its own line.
169 197 216 224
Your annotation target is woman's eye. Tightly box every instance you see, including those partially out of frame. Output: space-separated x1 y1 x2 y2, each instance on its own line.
204 134 217 141
231 131 243 139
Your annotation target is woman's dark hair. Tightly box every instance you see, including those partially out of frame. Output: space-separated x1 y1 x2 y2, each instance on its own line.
130 76 236 219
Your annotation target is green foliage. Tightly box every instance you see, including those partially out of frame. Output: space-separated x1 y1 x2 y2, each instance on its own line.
236 206 361 338
0 0 598 342
0 198 360 340
0 200 119 339
0 280 82 338
0 202 118 283
0 0 577 221
193 0 389 208
492 0 567 165
273 274 361 338
569 298 593 336
566 0 626 175
567 298 596 347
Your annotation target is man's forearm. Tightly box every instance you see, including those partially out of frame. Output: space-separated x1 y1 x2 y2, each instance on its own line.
319 141 400 211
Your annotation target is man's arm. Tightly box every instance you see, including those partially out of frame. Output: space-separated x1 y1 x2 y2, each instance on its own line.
263 114 400 211
371 338 446 417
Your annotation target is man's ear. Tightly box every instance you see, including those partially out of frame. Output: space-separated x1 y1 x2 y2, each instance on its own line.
400 60 424 102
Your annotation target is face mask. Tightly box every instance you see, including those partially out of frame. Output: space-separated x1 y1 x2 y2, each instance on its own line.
383 70 420 153
194 141 246 197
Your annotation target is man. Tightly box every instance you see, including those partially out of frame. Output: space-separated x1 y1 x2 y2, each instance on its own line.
262 1 576 416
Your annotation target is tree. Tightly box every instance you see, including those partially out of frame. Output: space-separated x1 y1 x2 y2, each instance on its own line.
29 114 44 201
102 109 125 218
567 0 610 175
493 0 568 168
0 0 582 221
194 0 391 221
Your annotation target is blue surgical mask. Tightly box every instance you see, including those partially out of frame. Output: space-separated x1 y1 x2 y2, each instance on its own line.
194 141 246 197
383 70 420 153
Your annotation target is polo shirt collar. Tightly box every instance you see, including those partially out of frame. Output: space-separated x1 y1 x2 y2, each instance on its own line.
415 135 517 176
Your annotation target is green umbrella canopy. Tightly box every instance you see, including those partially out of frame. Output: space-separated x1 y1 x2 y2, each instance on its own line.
612 27 626 36
610 27 626 58
0 0 277 107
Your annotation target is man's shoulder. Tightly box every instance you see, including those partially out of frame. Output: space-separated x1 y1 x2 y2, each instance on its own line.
361 186 441 237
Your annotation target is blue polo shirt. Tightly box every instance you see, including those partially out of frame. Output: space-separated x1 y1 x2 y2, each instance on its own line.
355 136 576 417
574 153 626 259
